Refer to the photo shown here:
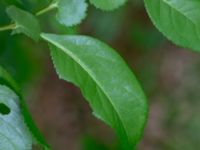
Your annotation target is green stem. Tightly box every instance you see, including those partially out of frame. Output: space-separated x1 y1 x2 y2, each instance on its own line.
0 23 16 32
36 2 58 16
0 2 58 32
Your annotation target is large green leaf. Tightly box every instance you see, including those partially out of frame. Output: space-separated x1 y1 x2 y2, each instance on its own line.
41 33 148 149
144 0 200 52
89 0 127 11
0 66 50 150
6 5 41 41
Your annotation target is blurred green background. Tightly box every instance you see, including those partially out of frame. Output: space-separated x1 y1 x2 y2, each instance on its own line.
1 0 200 150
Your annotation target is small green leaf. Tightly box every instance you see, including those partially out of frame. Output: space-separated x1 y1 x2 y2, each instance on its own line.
56 0 87 26
6 5 41 41
0 66 50 150
46 0 87 27
89 0 126 11
41 33 148 149
144 0 200 52
0 85 33 150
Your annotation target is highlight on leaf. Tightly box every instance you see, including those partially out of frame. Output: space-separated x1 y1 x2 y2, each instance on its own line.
41 33 148 149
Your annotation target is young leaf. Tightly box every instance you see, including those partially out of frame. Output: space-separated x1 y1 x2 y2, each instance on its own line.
0 66 50 150
56 0 87 26
6 5 41 41
144 0 200 52
42 0 87 27
0 85 33 150
89 0 126 11
41 33 148 149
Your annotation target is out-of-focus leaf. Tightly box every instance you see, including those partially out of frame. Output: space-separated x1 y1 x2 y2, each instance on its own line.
28 0 50 12
6 5 41 41
144 0 200 52
89 0 127 11
0 66 50 150
0 35 41 85
44 0 87 27
1 0 22 6
0 85 33 150
131 22 164 50
16 0 22 4
81 136 109 150
56 0 87 26
41 33 148 149
86 7 124 42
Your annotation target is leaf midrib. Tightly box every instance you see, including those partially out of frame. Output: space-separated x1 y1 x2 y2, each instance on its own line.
161 0 200 41
162 0 195 24
43 35 131 144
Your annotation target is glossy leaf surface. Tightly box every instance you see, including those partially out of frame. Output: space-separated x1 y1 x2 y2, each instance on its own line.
41 33 148 149
144 0 200 51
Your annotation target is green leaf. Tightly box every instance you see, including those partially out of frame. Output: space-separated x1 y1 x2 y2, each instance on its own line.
0 66 20 95
2 0 22 5
0 66 50 150
41 33 148 149
144 0 200 52
6 5 41 41
56 0 87 26
16 0 22 4
89 0 127 11
46 0 87 27
0 85 33 150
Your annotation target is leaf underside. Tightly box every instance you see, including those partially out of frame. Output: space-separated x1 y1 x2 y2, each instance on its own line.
144 0 200 52
41 33 148 149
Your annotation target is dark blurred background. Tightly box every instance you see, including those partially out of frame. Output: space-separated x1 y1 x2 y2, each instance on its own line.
1 0 200 150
